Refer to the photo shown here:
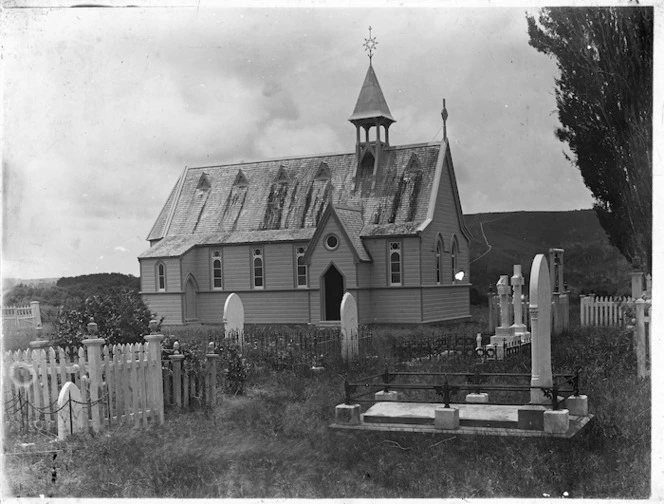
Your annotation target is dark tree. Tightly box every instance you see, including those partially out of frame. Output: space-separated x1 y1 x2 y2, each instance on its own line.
527 7 652 273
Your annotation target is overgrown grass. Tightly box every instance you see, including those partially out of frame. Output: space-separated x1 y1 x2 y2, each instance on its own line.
3 324 650 498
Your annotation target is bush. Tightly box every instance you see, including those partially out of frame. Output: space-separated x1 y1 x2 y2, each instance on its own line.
53 289 161 349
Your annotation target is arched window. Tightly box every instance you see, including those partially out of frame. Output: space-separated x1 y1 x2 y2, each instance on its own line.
211 250 222 290
253 248 264 289
436 237 443 285
296 246 307 287
451 236 459 282
157 263 166 291
389 242 402 286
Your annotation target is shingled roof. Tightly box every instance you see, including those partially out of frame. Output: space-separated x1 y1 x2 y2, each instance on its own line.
140 142 442 259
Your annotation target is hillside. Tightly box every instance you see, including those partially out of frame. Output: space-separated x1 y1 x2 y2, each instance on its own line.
464 209 633 302
3 273 140 307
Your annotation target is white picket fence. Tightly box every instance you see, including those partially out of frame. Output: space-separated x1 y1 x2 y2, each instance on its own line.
2 301 42 329
579 295 632 327
3 329 166 436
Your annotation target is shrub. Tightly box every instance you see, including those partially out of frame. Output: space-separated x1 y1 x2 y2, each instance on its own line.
53 289 161 349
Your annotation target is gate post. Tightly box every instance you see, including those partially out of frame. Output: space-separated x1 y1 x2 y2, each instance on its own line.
144 319 165 424
206 342 220 406
635 299 647 379
82 319 106 432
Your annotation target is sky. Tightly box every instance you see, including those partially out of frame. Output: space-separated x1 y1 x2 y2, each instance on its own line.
0 2 649 280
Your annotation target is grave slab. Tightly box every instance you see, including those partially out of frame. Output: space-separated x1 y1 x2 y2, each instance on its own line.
332 401 593 438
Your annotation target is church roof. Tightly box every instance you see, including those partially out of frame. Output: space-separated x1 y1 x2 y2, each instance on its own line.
348 64 395 124
140 142 441 259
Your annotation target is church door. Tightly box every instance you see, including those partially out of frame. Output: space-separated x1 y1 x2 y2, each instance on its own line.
322 265 344 321
184 276 198 322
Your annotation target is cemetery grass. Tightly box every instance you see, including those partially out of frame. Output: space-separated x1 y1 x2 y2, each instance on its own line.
4 326 650 499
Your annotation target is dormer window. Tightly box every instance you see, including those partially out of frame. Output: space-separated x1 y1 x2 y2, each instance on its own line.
233 170 249 187
275 165 289 184
196 173 211 191
315 162 331 181
359 151 375 179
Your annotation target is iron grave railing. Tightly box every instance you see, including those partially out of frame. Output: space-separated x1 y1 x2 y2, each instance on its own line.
343 368 581 410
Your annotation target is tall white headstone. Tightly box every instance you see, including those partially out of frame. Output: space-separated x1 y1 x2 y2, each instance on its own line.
57 382 85 440
224 293 245 347
340 292 359 362
529 254 553 404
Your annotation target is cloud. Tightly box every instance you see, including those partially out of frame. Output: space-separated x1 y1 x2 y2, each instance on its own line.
114 246 129 253
1 6 599 278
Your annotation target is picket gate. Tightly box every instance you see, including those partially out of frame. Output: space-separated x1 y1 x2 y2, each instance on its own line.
2 301 42 329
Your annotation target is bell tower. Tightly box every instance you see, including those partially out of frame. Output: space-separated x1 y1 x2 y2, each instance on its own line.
349 27 395 192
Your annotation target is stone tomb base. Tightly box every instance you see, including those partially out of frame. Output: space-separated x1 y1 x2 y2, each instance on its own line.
331 402 593 438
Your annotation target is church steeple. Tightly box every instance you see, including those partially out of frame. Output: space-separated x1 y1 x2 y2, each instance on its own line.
349 27 395 192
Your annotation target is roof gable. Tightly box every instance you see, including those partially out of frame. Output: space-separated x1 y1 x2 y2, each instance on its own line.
303 203 371 264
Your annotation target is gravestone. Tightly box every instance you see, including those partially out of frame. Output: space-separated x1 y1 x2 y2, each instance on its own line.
57 382 85 440
529 254 553 404
340 292 358 362
510 265 528 337
223 293 244 347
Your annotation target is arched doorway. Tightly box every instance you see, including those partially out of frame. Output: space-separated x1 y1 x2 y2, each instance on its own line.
184 276 198 322
322 265 344 321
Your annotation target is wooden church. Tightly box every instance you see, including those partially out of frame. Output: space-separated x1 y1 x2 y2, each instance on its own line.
139 47 472 325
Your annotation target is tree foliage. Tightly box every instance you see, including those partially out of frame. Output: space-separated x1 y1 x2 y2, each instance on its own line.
3 273 140 307
526 7 652 273
53 289 161 349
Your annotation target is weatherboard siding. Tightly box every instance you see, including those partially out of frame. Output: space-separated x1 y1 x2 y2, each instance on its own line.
196 292 224 323
240 291 310 323
402 237 421 287
180 248 205 291
422 286 470 322
362 288 422 324
420 153 470 287
362 240 387 287
223 245 250 291
142 293 184 325
140 258 182 292
264 243 296 289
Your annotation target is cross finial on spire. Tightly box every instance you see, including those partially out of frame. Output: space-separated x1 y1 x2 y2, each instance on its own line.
441 98 449 140
363 26 378 64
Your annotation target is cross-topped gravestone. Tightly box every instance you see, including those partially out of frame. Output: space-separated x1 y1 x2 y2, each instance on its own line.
224 293 245 347
529 254 553 403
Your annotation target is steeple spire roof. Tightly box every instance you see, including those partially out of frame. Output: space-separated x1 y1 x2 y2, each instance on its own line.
348 64 395 124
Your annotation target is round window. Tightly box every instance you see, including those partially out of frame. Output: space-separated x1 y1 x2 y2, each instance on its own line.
325 234 339 250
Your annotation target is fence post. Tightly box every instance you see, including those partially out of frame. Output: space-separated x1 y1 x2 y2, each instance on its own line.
144 319 165 425
206 342 220 406
630 269 644 300
635 299 647 380
82 319 105 432
169 347 184 408
29 301 42 328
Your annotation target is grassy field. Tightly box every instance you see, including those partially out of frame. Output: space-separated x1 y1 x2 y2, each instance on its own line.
2 319 650 499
